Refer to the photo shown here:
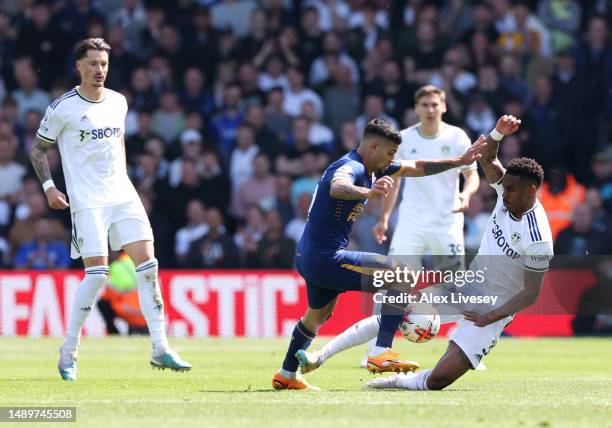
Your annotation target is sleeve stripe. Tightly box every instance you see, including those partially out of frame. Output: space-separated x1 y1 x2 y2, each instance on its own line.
524 265 548 272
36 132 55 143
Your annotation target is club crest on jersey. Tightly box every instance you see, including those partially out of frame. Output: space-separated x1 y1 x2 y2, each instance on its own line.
511 232 521 245
441 145 450 155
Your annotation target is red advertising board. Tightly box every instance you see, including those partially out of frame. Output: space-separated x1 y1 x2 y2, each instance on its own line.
0 270 596 337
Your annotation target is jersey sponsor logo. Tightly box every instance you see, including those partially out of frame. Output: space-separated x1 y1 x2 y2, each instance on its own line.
491 223 521 259
347 202 365 221
79 127 122 142
530 254 550 263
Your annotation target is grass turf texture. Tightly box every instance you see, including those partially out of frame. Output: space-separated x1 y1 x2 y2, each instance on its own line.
0 337 610 427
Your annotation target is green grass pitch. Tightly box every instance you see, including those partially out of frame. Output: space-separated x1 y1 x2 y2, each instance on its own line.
0 337 610 427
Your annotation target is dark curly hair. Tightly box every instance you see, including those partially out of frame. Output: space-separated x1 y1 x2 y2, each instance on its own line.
363 118 402 145
506 157 544 188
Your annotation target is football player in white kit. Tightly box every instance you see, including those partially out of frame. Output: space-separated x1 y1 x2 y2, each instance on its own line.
295 115 555 391
361 85 480 364
373 85 480 266
30 38 191 381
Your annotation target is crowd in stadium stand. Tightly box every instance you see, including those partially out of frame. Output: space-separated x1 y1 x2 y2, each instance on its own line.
0 0 610 269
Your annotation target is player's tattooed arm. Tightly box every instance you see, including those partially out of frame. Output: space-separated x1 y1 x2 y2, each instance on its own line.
395 136 487 177
30 136 54 184
330 176 394 200
329 179 372 200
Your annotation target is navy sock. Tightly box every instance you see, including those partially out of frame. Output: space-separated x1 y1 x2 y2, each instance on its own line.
375 290 405 348
281 320 317 372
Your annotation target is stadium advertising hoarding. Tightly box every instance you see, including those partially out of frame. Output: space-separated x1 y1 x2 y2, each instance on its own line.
0 269 597 337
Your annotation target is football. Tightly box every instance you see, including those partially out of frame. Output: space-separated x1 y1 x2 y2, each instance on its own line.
399 302 441 343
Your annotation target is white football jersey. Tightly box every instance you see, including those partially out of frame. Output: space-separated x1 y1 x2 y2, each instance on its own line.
36 87 139 212
470 178 554 296
396 123 476 233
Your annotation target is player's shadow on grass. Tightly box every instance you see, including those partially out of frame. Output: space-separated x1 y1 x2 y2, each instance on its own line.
197 388 355 393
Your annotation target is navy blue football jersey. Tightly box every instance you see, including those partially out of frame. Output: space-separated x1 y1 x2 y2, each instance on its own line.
297 150 400 254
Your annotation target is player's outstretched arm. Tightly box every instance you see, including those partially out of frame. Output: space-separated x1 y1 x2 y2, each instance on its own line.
330 176 394 200
30 136 69 210
478 115 521 184
463 270 544 327
392 136 487 178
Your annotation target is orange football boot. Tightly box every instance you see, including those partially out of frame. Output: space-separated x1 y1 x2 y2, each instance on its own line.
272 372 321 391
366 350 420 374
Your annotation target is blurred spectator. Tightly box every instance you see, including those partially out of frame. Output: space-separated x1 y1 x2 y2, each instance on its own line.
258 54 289 92
323 63 361 136
0 134 26 202
309 31 359 87
233 204 266 262
273 174 295 227
291 151 321 203
151 91 186 143
126 110 161 162
301 100 333 149
465 93 497 139
285 192 311 244
539 166 586 240
369 60 415 124
140 193 173 267
589 148 612 212
538 0 582 53
244 104 283 159
200 149 231 213
464 192 490 254
498 54 531 102
210 83 244 160
179 67 215 119
231 152 276 220
130 68 158 112
186 6 219 80
238 62 266 108
499 135 523 167
185 207 238 268
355 93 398 136
108 0 148 52
175 200 209 266
105 25 139 91
283 66 323 117
497 1 551 57
477 65 511 114
331 120 359 160
11 62 50 124
211 0 256 38
229 123 259 192
246 209 296 268
554 203 609 255
526 75 564 169
169 129 203 188
14 218 70 269
264 87 292 142
9 192 65 254
14 2 70 87
298 6 323 70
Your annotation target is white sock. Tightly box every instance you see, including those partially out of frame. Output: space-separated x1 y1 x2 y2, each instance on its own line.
319 316 380 363
279 368 296 379
370 345 391 357
64 265 109 349
135 259 169 355
396 369 432 390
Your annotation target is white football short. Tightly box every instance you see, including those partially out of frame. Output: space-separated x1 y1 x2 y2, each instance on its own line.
70 199 154 259
421 283 514 369
388 226 465 271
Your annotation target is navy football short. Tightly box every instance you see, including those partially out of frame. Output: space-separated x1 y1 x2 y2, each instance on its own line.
295 250 395 309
